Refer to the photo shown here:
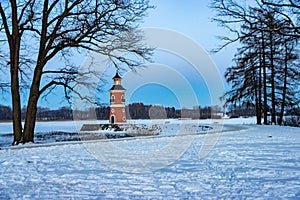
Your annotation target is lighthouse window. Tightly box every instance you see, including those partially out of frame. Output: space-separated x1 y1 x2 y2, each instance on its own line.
122 108 125 113
121 95 125 102
111 109 115 113
111 95 115 103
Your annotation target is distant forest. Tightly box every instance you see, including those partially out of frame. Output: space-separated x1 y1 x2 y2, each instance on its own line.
1 103 299 122
0 103 226 121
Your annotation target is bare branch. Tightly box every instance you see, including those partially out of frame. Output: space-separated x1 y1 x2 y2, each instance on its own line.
261 0 300 9
0 3 12 41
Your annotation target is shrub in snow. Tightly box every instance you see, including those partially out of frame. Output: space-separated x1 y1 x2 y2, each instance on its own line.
283 116 300 127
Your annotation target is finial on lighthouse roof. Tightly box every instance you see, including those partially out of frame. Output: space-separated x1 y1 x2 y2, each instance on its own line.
113 68 121 79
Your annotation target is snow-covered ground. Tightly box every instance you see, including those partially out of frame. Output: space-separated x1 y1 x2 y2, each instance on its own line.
0 118 299 199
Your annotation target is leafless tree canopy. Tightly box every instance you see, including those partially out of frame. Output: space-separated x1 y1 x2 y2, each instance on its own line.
211 0 299 52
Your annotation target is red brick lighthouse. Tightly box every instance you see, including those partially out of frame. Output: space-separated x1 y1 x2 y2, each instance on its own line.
109 70 126 124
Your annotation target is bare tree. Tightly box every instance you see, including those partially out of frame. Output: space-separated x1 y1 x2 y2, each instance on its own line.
212 0 299 125
0 0 153 145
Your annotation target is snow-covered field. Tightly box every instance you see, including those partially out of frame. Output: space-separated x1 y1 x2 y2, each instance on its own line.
0 118 299 199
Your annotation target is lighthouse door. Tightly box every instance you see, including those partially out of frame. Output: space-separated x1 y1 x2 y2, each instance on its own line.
110 116 115 124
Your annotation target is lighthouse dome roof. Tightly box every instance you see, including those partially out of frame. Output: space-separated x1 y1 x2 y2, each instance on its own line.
110 85 125 90
113 71 121 79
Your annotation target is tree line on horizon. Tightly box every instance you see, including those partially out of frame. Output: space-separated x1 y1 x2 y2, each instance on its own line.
2 102 300 127
0 103 226 121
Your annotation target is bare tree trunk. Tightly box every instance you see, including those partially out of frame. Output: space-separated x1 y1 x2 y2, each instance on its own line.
10 57 22 144
278 44 289 125
8 0 23 144
23 64 44 143
269 31 276 125
261 31 268 125
255 81 260 124
22 95 38 143
256 57 262 125
22 1 48 143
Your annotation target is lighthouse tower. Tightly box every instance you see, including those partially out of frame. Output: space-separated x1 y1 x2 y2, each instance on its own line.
109 70 126 124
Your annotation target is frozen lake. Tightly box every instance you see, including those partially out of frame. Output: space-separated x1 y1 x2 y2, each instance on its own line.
0 118 257 134
0 118 253 147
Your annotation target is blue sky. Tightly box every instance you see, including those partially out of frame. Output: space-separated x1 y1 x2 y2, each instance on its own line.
122 0 236 109
1 0 238 109
142 0 237 68
124 50 212 109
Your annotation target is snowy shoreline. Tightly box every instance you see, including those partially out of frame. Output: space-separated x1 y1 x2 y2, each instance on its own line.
0 124 247 151
0 118 250 149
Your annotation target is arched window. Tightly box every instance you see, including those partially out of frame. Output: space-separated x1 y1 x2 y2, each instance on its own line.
121 95 125 103
111 95 115 103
